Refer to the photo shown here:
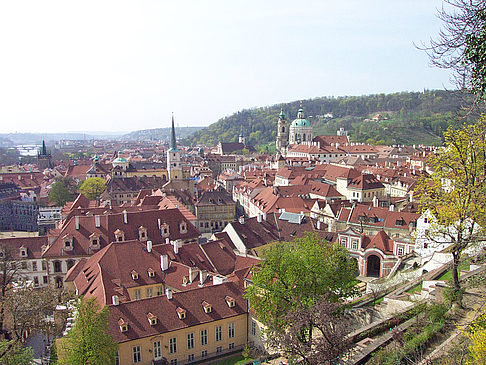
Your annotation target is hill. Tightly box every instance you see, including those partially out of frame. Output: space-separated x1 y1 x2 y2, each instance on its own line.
183 90 475 148
121 126 204 141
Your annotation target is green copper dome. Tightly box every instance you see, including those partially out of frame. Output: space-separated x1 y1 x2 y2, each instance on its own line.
291 108 310 127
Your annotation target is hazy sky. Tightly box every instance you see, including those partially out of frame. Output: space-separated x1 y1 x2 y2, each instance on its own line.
0 0 452 133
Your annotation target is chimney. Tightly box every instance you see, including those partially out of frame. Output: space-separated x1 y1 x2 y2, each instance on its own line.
238 216 244 224
75 216 79 230
166 288 173 300
316 220 321 230
146 240 152 253
262 213 267 221
123 210 128 224
112 295 119 306
158 218 161 230
199 270 208 286
161 254 169 271
372 195 378 207
257 214 262 223
389 204 395 212
95 215 100 228
189 267 198 283
173 241 179 254
165 237 170 244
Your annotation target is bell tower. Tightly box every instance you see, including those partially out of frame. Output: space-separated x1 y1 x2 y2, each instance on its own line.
275 108 289 155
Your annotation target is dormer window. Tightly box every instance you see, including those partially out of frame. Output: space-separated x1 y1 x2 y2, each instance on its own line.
182 276 188 286
147 312 157 326
225 296 236 308
138 226 148 242
89 233 100 250
176 307 186 319
131 270 139 280
147 268 155 278
118 318 128 333
395 219 405 226
19 246 27 257
63 234 73 251
179 222 187 234
160 223 169 238
202 301 212 313
114 229 125 242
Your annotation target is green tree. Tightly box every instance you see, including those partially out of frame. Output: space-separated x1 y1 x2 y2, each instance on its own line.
423 0 486 100
59 298 117 365
245 233 357 331
416 118 486 301
79 177 106 200
49 177 76 206
0 340 33 365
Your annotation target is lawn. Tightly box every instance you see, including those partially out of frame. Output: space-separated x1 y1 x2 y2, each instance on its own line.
213 354 251 365
407 282 423 294
436 262 470 281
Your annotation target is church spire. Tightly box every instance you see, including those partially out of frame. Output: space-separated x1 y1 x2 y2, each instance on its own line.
41 140 47 155
169 113 178 151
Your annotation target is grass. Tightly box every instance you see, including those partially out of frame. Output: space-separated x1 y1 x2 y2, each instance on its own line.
213 354 249 365
407 282 423 294
366 296 385 306
436 262 470 281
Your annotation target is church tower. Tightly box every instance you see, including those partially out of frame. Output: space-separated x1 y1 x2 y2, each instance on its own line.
167 114 183 180
289 105 313 145
275 108 289 154
37 140 53 169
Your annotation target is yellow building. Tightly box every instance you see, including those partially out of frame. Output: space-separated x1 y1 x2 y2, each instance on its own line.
109 283 248 365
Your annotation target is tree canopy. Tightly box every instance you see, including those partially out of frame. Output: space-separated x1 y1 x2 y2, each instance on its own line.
79 177 106 200
245 233 357 330
58 298 117 365
416 117 486 296
49 177 76 206
424 0 486 101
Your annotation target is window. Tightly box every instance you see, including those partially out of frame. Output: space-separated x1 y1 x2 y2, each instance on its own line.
133 289 141 300
132 345 141 363
153 341 161 360
33 276 39 286
169 337 177 354
43 276 48 284
115 352 120 365
398 246 404 256
201 350 208 358
188 354 195 362
216 325 222 342
32 261 37 271
42 261 47 271
228 322 235 338
251 321 257 336
21 262 27 270
216 346 222 353
229 343 235 350
156 285 163 296
352 239 358 250
146 287 153 298
340 237 347 247
187 333 194 349
201 329 208 346
170 360 177 365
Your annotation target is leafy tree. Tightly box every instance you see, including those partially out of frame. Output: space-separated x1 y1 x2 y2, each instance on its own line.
423 0 486 100
416 118 486 300
245 233 357 332
79 177 106 200
58 298 117 365
0 340 33 365
49 177 76 206
466 307 486 364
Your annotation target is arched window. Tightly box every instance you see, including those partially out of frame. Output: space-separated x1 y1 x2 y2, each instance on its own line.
54 261 62 273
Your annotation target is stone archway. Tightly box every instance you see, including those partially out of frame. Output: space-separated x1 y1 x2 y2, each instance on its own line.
366 255 381 277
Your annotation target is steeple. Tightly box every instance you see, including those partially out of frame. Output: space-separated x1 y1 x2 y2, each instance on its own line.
169 113 178 151
41 140 47 155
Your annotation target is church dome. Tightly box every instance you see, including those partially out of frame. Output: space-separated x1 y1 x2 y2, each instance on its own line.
290 108 310 128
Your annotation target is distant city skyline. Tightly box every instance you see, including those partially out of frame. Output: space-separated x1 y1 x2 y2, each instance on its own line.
0 0 453 133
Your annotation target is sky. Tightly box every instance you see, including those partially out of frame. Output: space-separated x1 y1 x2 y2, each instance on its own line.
0 0 453 133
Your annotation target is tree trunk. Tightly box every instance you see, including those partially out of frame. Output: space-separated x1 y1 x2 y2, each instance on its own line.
452 251 461 291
